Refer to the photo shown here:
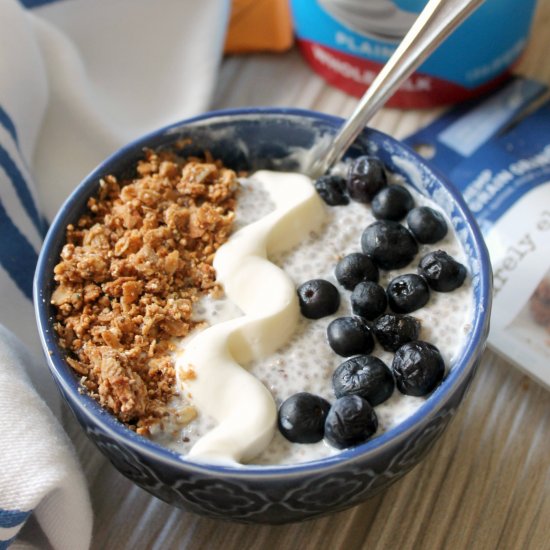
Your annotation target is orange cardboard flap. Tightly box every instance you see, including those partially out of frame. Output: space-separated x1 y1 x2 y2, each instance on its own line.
224 0 293 54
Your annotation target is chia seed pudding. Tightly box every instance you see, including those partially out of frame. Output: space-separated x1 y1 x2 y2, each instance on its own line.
50 145 472 467
151 167 473 465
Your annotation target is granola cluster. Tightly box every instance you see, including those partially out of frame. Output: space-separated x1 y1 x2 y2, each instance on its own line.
52 149 238 433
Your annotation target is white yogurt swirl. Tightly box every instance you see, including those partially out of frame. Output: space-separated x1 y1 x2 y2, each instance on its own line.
176 171 326 464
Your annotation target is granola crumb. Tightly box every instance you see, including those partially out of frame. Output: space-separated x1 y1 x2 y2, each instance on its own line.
52 149 239 431
180 365 197 381
175 406 198 426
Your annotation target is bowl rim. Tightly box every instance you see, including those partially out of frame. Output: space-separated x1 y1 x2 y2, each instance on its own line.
34 107 492 478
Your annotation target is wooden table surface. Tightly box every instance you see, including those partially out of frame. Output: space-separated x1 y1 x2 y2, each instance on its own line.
70 2 550 548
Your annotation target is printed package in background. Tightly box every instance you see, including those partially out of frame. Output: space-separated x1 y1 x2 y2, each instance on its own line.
405 78 550 388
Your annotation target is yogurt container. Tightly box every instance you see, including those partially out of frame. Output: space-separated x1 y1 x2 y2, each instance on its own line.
290 0 538 108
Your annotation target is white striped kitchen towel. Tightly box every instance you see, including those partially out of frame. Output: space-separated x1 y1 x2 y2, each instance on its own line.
0 0 229 547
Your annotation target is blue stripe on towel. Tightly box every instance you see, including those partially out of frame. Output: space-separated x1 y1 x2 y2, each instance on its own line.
0 107 18 145
0 105 48 231
0 508 31 549
0 537 16 549
0 144 45 237
0 508 31 528
0 198 38 300
20 0 67 7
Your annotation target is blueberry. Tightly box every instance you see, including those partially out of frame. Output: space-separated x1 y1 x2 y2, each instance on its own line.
335 252 379 290
324 395 378 449
407 206 448 244
372 184 414 221
297 279 340 319
332 355 394 406
278 392 331 443
314 174 349 206
327 316 374 357
372 313 421 352
347 156 387 203
392 341 445 396
387 273 430 313
418 250 467 292
351 281 387 320
361 221 419 270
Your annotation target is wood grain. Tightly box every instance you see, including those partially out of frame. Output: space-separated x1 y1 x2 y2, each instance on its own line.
67 2 550 548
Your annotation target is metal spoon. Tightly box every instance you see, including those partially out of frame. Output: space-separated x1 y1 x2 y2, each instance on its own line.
309 0 485 178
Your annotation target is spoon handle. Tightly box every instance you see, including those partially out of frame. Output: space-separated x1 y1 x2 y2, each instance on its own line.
310 0 485 178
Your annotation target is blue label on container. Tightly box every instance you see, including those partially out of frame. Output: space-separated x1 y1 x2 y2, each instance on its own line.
393 0 425 12
290 0 537 87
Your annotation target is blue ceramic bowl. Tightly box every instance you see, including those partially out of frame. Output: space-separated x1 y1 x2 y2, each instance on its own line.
34 108 492 524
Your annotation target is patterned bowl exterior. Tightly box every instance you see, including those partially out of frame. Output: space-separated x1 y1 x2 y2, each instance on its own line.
34 109 492 524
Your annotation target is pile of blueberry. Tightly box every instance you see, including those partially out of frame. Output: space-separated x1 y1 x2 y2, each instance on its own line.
278 155 467 450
